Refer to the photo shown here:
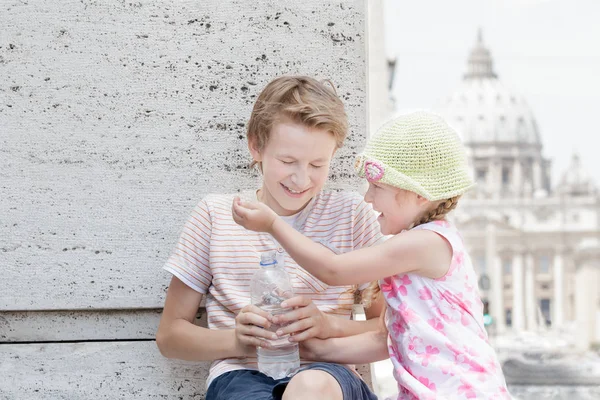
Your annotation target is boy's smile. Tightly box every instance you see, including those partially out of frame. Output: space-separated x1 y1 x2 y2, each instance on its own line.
250 119 337 216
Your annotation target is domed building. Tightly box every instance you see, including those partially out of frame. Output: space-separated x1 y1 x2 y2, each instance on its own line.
438 31 600 350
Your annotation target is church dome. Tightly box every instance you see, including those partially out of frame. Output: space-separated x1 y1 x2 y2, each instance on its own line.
440 31 542 146
559 153 596 196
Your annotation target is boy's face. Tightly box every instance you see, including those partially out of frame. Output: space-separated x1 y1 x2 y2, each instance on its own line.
250 120 337 216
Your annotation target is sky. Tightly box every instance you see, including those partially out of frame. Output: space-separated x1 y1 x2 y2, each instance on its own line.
383 0 600 185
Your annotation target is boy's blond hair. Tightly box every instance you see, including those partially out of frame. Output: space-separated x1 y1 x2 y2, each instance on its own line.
247 76 348 168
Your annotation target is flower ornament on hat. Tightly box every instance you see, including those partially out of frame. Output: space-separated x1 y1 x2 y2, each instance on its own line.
355 111 475 201
364 160 385 182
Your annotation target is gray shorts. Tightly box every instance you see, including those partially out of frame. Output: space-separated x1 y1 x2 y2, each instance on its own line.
206 362 378 400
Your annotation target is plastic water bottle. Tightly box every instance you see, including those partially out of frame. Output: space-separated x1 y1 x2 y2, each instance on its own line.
250 251 300 379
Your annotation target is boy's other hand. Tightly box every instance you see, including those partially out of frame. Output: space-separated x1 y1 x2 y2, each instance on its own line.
232 197 277 233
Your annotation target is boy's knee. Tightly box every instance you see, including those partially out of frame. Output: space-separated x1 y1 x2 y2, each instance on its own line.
283 370 343 400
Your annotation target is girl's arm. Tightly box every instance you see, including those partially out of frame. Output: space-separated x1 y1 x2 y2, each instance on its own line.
232 199 452 285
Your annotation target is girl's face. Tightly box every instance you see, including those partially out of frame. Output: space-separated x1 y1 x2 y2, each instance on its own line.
364 182 431 235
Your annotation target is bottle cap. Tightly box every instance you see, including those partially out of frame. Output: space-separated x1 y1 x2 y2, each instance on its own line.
260 251 277 267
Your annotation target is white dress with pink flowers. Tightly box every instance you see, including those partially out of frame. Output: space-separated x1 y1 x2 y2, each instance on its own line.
381 220 511 400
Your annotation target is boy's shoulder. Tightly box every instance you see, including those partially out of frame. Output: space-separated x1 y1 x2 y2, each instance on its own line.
200 191 255 206
316 189 363 204
194 192 246 217
312 190 369 216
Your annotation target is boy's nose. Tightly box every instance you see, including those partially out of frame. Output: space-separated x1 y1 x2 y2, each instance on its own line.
291 169 309 188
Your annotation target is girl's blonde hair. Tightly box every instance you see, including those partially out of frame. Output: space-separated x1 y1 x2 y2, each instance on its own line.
358 195 461 307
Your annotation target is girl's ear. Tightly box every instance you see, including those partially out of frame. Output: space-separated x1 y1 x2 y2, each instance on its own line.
415 194 430 206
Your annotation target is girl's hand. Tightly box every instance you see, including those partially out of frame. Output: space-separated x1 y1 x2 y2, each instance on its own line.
232 197 278 233
273 296 334 342
234 304 278 356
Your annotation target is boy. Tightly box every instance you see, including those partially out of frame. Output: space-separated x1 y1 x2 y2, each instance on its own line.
156 76 383 400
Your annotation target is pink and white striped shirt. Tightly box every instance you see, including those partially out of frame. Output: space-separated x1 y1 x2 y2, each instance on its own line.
163 190 382 388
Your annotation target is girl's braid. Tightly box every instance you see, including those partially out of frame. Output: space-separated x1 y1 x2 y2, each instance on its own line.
414 195 461 227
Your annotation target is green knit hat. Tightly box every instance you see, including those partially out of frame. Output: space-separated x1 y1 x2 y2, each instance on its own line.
355 111 475 201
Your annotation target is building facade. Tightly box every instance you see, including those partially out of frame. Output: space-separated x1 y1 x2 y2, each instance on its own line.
439 31 600 350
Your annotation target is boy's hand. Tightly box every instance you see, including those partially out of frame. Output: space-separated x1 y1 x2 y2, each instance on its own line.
234 304 278 355
232 197 278 233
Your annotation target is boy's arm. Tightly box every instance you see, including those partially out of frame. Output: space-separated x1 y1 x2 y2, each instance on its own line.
156 277 275 360
304 331 389 364
303 309 389 364
232 198 451 285
326 292 384 337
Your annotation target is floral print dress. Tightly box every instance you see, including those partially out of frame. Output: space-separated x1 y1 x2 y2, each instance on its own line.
381 220 511 399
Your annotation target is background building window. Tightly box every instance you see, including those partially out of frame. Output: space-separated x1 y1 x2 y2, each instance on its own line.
503 259 512 274
476 255 486 274
539 298 551 326
502 167 511 185
505 308 512 327
476 168 487 182
539 255 551 274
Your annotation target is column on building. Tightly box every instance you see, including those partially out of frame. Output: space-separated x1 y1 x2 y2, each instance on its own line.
574 244 600 350
532 158 542 192
574 260 600 350
486 223 505 333
552 248 565 328
511 249 525 332
490 158 502 199
512 158 522 197
525 252 537 330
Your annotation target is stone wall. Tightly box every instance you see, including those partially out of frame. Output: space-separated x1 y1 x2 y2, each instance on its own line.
0 1 368 397
1 0 367 311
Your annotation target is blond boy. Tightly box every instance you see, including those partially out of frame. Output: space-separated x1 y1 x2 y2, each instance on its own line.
156 76 383 400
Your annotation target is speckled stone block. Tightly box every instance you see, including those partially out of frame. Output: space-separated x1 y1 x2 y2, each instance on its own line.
0 0 367 310
0 341 211 399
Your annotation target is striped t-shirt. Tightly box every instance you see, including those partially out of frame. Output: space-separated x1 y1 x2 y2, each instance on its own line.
163 190 382 388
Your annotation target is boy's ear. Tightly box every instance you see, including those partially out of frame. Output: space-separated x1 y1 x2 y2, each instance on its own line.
247 137 262 162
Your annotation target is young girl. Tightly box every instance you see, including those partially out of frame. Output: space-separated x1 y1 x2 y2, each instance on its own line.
232 111 511 399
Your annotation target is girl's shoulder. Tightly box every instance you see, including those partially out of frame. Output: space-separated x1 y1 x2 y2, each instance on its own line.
411 220 463 248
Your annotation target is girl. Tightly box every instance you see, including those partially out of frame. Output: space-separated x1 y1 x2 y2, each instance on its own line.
232 111 511 399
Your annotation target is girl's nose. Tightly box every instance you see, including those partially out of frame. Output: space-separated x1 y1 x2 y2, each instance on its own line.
364 185 374 203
